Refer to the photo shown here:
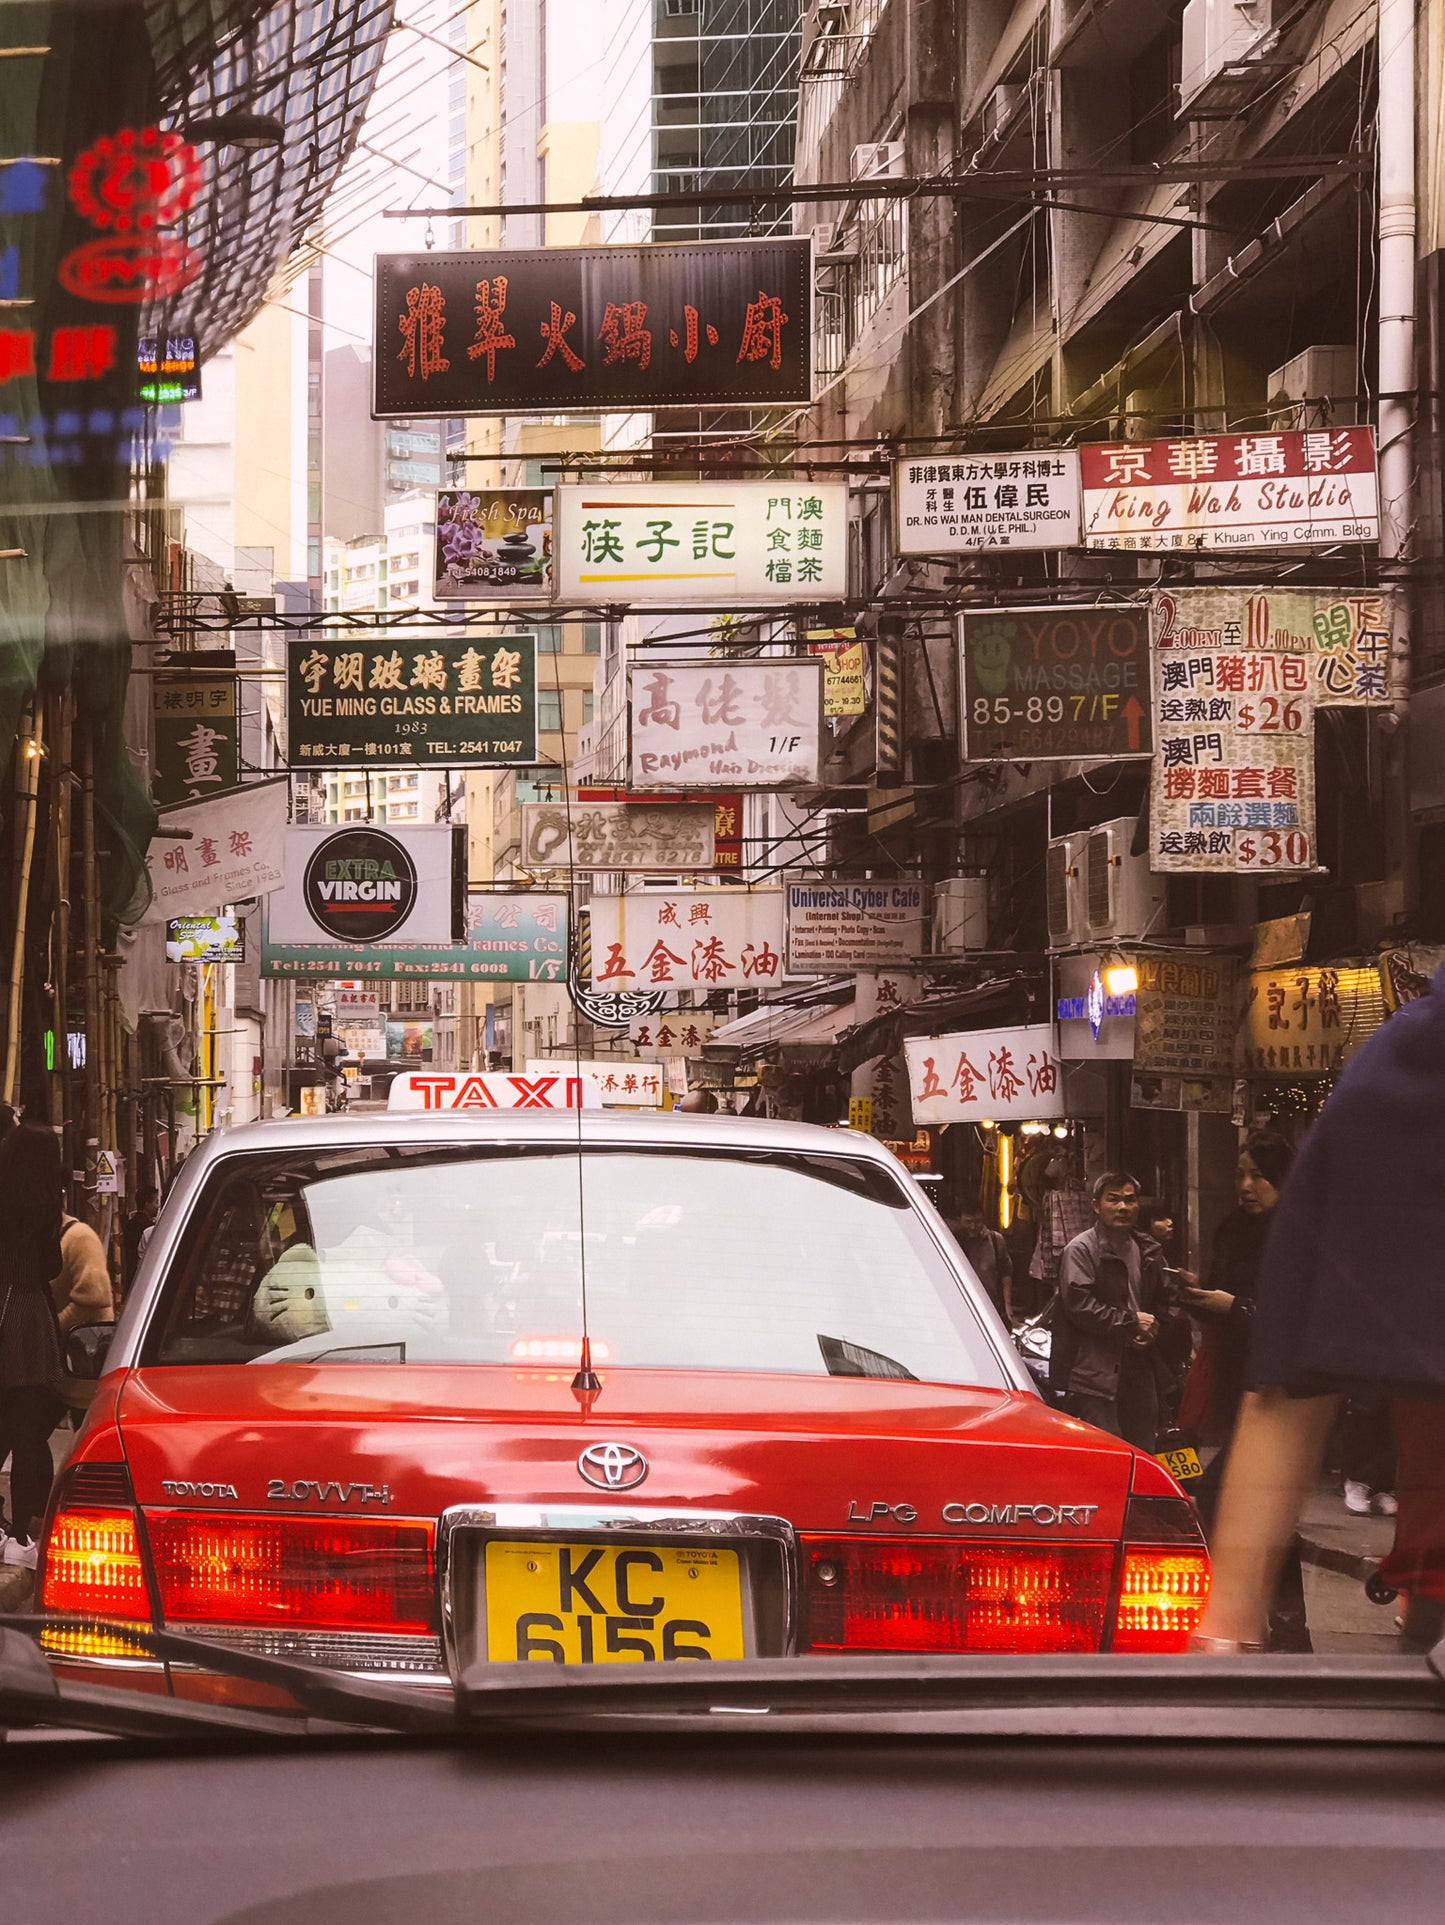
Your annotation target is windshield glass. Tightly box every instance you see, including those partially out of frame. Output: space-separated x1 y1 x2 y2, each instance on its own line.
148 1147 1006 1387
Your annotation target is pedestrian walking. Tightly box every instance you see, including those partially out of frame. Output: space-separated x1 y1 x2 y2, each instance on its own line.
1197 963 1445 1653
1137 1197 1192 1426
123 1186 158 1285
0 1123 67 1566
1052 1171 1166 1450
51 1207 114 1422
948 1202 1014 1324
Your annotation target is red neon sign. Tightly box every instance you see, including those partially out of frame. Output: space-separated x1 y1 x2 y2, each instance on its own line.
67 126 201 235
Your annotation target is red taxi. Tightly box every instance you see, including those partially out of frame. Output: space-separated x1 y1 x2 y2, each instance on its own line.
39 1110 1207 1690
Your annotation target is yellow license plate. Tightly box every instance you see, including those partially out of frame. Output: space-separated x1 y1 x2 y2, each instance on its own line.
1158 1445 1203 1482
484 1540 747 1663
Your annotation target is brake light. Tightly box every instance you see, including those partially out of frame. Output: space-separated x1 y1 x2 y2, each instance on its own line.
511 1336 612 1362
801 1537 1116 1653
1111 1549 1210 1652
40 1507 152 1655
146 1514 436 1634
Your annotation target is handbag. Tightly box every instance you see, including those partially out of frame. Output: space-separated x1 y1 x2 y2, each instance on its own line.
1176 1333 1217 1439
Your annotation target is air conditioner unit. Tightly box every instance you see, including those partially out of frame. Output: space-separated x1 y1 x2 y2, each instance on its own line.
1179 0 1280 113
932 877 989 955
1083 817 1167 943
850 140 904 183
1046 833 1088 949
1266 345 1358 431
980 83 1024 144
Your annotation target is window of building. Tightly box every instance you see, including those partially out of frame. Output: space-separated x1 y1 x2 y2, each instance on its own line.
390 801 419 820
582 690 594 724
344 807 367 822
584 623 602 654
538 689 563 732
537 625 562 652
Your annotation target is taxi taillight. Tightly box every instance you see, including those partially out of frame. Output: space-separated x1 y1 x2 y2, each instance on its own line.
145 1514 437 1635
40 1506 151 1623
800 1538 1117 1653
1111 1493 1210 1652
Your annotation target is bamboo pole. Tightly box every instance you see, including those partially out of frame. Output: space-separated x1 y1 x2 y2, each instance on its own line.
3 700 44 1108
51 686 73 1171
80 724 101 1218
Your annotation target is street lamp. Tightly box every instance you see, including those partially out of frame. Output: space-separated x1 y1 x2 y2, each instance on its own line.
182 112 285 151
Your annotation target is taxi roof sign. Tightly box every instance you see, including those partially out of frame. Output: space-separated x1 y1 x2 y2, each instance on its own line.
387 1070 603 1112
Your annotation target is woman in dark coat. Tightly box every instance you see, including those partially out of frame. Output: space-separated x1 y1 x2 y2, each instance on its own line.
0 1123 66 1565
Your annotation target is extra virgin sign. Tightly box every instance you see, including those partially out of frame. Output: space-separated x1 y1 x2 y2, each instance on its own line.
372 240 812 416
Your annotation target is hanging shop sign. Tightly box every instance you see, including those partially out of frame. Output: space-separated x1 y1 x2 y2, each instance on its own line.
554 482 847 605
263 890 567 982
577 788 743 868
628 1009 718 1057
1080 428 1378 552
629 659 823 790
1055 953 1137 1061
373 238 812 418
525 1059 665 1107
266 825 455 947
784 882 927 975
519 800 716 872
336 983 382 1027
386 1019 433 1061
1132 951 1241 1079
588 889 785 992
807 629 866 717
894 451 1080 553
433 488 553 601
287 635 538 767
389 1069 602 1111
138 333 199 403
152 676 239 805
960 605 1151 761
142 778 288 924
905 1025 1064 1126
1130 1074 1233 1114
1149 589 1404 874
165 914 244 964
1238 963 1393 1076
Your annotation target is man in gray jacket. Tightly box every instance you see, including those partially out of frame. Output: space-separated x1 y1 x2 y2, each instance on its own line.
1053 1171 1165 1449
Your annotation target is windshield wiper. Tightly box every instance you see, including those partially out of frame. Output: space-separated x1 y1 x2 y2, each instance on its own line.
0 1614 459 1737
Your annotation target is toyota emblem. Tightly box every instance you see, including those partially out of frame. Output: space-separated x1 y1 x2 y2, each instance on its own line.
577 1442 649 1491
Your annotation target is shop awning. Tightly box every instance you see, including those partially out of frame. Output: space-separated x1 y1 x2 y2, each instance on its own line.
834 972 1044 1073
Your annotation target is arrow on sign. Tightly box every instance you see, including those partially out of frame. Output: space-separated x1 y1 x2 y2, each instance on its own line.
1122 697 1145 751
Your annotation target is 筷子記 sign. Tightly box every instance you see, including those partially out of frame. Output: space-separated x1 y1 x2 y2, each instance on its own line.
1148 588 1404 874
554 482 847 605
262 891 568 982
266 825 456 947
894 451 1080 553
373 239 811 417
588 889 785 992
142 778 288 924
905 1025 1064 1125
1080 428 1378 552
152 676 238 805
287 636 537 766
785 882 928 975
433 488 553 601
629 659 823 789
520 800 716 872
960 606 1152 761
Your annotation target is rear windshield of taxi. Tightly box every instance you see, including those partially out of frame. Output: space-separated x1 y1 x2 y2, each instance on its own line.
143 1145 1009 1389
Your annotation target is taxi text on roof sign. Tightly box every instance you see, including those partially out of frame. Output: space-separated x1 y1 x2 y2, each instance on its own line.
387 1070 603 1111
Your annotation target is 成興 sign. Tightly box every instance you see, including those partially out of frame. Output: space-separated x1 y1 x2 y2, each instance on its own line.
905 1025 1064 1125
894 451 1080 553
1080 428 1378 552
373 239 812 417
629 659 823 789
785 882 927 974
588 890 784 991
287 635 538 766
554 482 847 605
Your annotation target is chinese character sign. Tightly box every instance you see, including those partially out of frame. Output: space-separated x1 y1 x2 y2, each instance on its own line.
520 801 716 871
1132 952 1240 1079
960 606 1151 761
587 890 785 991
555 482 847 605
373 240 811 417
524 1059 665 1108
1149 588 1404 873
262 891 568 982
904 1025 1064 1125
142 778 288 923
152 676 238 804
894 451 1080 553
1239 964 1391 1075
630 660 823 790
1080 429 1378 552
628 1009 719 1058
287 636 538 766
433 488 553 601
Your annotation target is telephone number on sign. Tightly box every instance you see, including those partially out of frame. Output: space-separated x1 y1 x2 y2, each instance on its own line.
1235 828 1312 870
426 739 527 755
